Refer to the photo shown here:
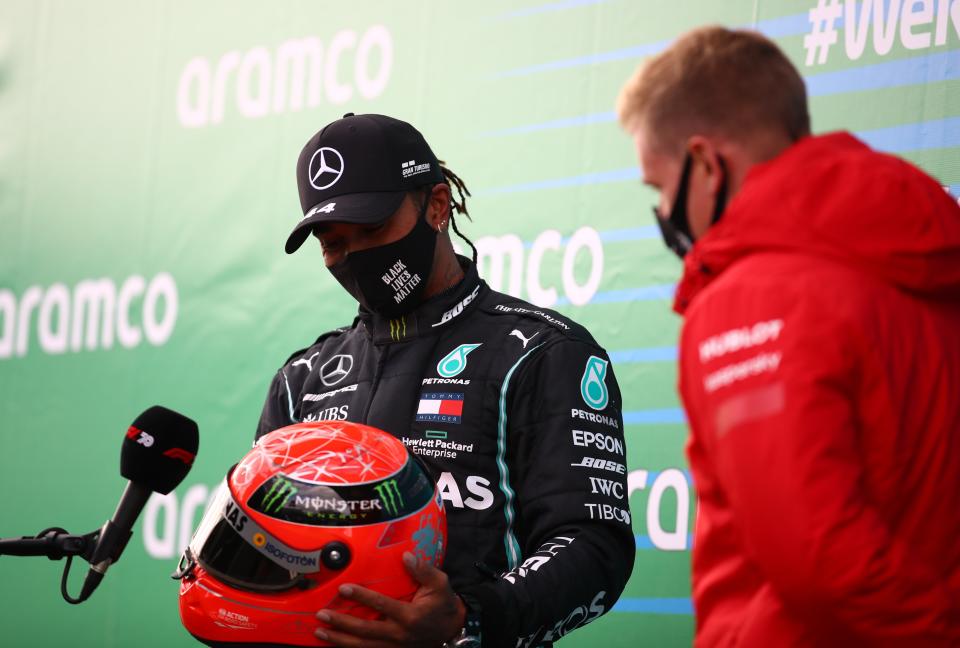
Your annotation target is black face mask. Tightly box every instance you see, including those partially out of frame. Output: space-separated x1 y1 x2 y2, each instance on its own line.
328 197 437 318
653 152 728 258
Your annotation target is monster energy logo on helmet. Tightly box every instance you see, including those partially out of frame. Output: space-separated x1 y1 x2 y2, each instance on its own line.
373 479 404 516
260 477 298 514
248 461 432 526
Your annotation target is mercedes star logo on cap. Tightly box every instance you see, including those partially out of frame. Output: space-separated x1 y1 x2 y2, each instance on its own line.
319 354 354 386
308 147 345 190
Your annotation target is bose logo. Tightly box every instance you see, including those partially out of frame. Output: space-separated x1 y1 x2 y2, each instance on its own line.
570 457 625 474
432 285 480 327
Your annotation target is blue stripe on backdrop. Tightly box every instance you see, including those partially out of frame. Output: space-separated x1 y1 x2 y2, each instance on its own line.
858 116 960 152
486 0 611 21
486 0 810 37
494 3 957 83
477 116 958 193
492 10 817 78
488 9 790 76
805 50 960 96
555 284 675 306
635 534 694 550
477 111 617 138
613 598 694 615
492 20 960 98
599 225 661 242
751 9 816 37
495 42 669 78
623 408 686 424
609 346 678 363
478 167 639 195
480 110 960 148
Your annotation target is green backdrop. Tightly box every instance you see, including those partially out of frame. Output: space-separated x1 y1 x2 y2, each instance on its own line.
1 1 957 645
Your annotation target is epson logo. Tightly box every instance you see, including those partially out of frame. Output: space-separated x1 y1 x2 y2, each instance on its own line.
177 26 393 128
571 430 624 456
0 273 178 360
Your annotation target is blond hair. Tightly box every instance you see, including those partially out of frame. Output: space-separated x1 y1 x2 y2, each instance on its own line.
617 26 810 153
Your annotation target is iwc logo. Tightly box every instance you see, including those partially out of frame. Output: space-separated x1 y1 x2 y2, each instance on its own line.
580 356 609 411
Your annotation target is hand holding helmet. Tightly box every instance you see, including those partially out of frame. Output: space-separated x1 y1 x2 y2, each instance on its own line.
314 551 468 647
176 421 448 647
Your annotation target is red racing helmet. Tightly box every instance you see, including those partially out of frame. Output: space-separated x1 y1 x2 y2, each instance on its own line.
176 421 446 647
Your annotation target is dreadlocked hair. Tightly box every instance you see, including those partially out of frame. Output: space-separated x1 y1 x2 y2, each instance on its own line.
412 161 478 263
438 161 477 263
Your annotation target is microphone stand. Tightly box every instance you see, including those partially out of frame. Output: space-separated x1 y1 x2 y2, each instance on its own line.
0 527 101 604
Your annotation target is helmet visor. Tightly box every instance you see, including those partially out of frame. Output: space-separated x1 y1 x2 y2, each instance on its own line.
186 479 320 593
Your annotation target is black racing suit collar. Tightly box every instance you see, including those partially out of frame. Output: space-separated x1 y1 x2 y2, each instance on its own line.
358 255 485 344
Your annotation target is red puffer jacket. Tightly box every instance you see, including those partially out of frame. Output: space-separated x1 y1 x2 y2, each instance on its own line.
675 132 960 647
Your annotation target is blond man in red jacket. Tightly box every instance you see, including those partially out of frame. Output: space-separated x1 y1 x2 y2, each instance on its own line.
618 26 960 647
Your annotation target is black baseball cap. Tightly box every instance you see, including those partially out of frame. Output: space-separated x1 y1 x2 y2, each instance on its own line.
285 113 445 254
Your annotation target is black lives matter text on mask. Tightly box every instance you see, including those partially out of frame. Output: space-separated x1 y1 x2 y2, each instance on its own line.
382 260 422 305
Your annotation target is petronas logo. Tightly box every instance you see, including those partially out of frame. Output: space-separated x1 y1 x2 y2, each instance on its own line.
437 343 481 378
374 479 404 516
580 356 609 411
261 477 297 514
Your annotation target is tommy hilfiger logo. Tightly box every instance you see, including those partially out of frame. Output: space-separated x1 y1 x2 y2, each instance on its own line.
416 392 464 424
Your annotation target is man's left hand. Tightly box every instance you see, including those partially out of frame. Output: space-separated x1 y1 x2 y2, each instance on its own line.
315 552 466 647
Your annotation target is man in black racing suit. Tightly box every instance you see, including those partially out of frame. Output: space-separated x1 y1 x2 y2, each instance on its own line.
256 113 634 648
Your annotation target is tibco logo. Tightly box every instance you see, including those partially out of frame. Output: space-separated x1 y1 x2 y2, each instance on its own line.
177 26 393 128
0 273 178 359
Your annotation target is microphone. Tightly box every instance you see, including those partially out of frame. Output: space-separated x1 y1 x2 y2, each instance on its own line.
79 406 199 601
